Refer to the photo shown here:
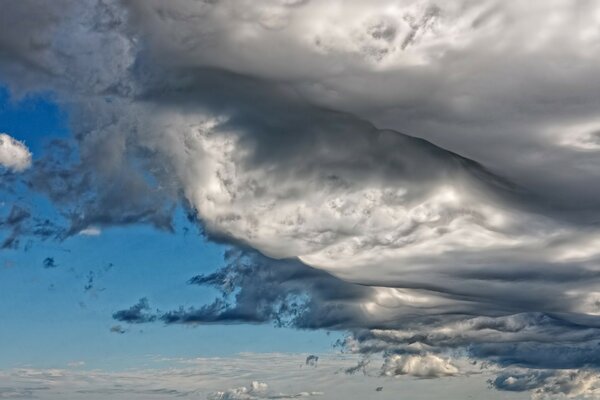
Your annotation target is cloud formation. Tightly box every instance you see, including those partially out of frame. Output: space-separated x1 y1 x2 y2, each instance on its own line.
0 353 506 400
2 1 600 398
491 369 600 400
381 354 459 379
113 249 600 397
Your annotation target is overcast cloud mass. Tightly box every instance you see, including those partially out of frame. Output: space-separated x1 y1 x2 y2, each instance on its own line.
2 0 600 398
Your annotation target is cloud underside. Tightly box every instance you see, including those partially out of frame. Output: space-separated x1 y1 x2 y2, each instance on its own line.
2 0 600 398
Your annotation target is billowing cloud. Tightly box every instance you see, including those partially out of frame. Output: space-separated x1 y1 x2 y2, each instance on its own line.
381 354 459 379
0 133 31 172
113 249 600 396
2 1 600 398
491 369 600 399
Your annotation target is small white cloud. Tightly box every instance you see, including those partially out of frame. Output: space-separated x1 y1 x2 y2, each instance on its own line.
0 133 32 172
382 354 459 378
78 227 102 236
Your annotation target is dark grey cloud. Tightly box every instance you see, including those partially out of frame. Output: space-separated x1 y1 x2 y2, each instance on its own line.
42 257 57 269
0 206 31 249
344 359 370 376
112 297 156 324
207 381 323 400
305 355 318 367
115 249 375 329
0 205 63 249
83 271 94 291
119 0 600 219
27 139 176 236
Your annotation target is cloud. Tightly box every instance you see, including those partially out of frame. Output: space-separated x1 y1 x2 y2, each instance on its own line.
42 257 57 269
344 359 370 376
114 249 600 395
305 355 318 367
0 353 417 400
490 369 600 399
0 133 31 172
0 206 31 249
27 139 176 236
0 386 47 399
115 249 375 329
208 380 323 400
1 351 592 399
3 1 600 398
109 325 126 334
112 298 156 324
381 354 458 379
0 205 63 249
78 226 101 236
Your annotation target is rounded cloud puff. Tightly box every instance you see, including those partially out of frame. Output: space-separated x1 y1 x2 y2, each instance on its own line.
0 133 31 172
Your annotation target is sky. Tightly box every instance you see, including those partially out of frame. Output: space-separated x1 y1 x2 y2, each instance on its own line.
1 1 600 399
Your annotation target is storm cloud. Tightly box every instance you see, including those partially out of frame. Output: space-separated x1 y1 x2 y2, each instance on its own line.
2 1 600 398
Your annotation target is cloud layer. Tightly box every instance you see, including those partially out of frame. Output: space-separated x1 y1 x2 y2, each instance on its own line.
0 353 512 400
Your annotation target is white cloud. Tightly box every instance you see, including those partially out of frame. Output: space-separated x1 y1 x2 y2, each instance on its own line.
208 380 324 400
0 353 506 400
381 354 459 379
208 381 269 400
78 226 102 236
0 133 31 172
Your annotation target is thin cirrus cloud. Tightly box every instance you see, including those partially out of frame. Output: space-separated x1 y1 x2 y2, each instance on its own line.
1 0 600 398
